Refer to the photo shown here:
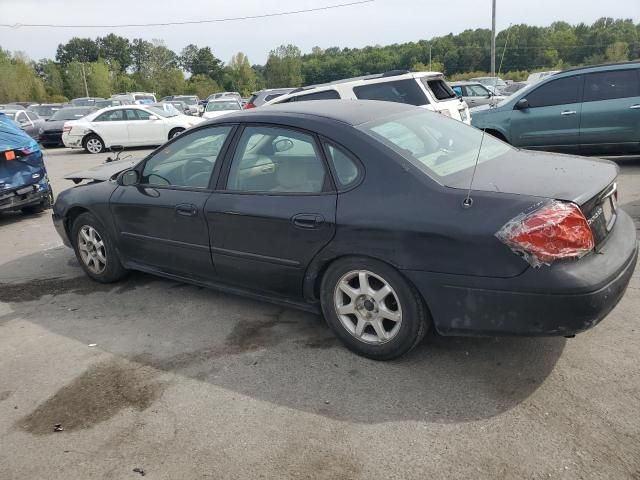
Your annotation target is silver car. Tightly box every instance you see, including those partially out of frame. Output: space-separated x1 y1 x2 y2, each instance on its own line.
449 81 505 108
245 88 295 109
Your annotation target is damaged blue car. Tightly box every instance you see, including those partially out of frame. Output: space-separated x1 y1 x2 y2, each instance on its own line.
0 112 53 214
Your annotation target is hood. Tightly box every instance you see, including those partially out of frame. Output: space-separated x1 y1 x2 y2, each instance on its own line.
446 149 617 206
64 158 139 183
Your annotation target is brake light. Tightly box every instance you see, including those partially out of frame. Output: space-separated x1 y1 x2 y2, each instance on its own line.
244 103 256 109
3 150 16 160
495 200 594 268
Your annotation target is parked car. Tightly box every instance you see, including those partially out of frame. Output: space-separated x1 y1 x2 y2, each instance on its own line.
52 100 637 359
449 81 505 108
70 97 105 107
0 109 45 139
27 103 66 120
245 88 296 109
95 99 129 109
1 112 53 214
160 96 200 115
207 92 241 102
469 76 508 94
0 104 27 111
201 98 242 119
472 62 640 155
501 81 528 95
153 102 184 116
38 106 97 147
111 92 157 105
62 105 203 154
265 70 471 124
527 70 560 84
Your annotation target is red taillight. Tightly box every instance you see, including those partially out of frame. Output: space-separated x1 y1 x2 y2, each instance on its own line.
3 150 16 160
495 201 594 268
244 103 256 109
63 125 72 133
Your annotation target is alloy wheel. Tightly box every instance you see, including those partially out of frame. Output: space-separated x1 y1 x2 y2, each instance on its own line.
333 269 402 344
85 138 103 153
77 225 107 274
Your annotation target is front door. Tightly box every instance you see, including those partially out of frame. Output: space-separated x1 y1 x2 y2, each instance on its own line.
110 125 234 278
91 109 130 146
510 74 583 153
579 68 640 155
125 108 166 146
206 124 336 296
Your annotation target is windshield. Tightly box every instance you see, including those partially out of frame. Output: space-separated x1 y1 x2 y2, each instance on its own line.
134 95 155 103
50 108 92 121
206 101 241 112
359 110 512 182
176 97 197 105
147 106 176 118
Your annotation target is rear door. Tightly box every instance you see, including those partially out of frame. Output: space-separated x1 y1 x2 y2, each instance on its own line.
509 75 583 153
205 124 337 296
579 68 640 155
110 125 233 278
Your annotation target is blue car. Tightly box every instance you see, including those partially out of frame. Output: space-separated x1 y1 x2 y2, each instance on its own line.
0 112 53 214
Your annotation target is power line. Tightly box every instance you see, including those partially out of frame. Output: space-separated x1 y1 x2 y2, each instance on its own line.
0 0 375 29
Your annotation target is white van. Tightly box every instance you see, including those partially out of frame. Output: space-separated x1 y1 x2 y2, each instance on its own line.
264 70 470 124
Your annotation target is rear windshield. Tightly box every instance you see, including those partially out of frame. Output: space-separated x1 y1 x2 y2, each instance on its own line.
353 79 429 106
50 108 93 120
422 79 457 100
206 101 241 112
248 94 259 104
176 96 198 105
359 110 512 182
135 95 155 103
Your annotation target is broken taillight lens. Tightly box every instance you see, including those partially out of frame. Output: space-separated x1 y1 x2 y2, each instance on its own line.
495 200 595 268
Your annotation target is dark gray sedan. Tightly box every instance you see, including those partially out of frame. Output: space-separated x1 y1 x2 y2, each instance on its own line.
52 101 637 359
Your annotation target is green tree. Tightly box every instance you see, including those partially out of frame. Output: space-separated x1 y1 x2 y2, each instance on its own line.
227 52 257 96
56 37 99 64
606 41 630 61
131 38 153 73
86 61 112 98
264 44 303 87
185 74 220 98
97 34 132 72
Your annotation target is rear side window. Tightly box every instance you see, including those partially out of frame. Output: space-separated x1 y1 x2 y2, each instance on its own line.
95 110 125 121
354 79 429 106
423 79 457 100
264 93 284 102
584 69 640 102
525 76 581 108
294 90 341 102
323 142 360 188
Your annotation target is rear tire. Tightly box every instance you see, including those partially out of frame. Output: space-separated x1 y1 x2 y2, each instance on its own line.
71 212 127 283
320 257 429 360
83 134 105 154
169 128 185 140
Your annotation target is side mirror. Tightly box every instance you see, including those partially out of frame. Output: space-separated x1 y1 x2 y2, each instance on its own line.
119 169 140 186
515 98 530 110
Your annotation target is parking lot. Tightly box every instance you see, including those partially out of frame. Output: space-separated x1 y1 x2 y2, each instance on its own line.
0 147 639 479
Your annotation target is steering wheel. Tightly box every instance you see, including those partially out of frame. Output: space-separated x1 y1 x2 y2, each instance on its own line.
181 158 212 187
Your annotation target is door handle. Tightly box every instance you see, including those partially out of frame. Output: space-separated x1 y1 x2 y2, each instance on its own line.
560 110 577 116
292 214 323 229
175 203 197 217
630 104 640 110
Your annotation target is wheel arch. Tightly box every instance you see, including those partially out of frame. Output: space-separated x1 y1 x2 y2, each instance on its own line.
64 205 91 242
484 128 509 143
82 130 106 149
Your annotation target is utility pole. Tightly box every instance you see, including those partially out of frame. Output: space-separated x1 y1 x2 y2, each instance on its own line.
490 0 496 76
81 63 89 97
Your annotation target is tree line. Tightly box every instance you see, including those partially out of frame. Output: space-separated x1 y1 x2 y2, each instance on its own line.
0 17 638 103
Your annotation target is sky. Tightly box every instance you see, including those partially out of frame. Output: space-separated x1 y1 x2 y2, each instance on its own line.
1 0 638 64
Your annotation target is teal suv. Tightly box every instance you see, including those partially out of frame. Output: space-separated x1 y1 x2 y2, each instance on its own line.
472 62 640 155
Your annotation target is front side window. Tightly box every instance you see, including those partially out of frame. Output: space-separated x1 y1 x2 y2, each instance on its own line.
360 110 512 181
141 126 231 188
293 90 341 102
584 69 640 102
324 142 360 187
466 85 490 97
524 76 581 108
227 126 327 193
95 110 125 122
451 86 463 97
354 79 429 106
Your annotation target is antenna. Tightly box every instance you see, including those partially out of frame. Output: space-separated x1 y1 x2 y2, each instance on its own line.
462 23 513 209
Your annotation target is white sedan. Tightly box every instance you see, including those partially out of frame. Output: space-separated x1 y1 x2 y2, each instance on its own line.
201 98 242 120
62 105 203 154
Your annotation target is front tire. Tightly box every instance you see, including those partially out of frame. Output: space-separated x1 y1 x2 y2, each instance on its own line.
83 134 105 154
71 212 127 283
320 257 429 360
169 128 185 140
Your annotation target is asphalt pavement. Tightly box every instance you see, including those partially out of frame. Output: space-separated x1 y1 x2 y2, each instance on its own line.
0 147 639 479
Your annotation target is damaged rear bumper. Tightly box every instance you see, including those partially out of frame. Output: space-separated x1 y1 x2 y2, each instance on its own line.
0 183 49 212
404 210 638 337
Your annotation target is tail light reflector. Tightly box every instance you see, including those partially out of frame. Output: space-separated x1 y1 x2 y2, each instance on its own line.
244 103 256 109
495 200 594 268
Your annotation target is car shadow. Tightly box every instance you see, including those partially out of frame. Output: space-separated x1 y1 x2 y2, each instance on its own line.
0 248 566 425
0 208 51 227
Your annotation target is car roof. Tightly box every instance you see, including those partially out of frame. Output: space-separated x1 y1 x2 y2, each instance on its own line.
556 61 640 76
449 81 483 86
209 99 416 126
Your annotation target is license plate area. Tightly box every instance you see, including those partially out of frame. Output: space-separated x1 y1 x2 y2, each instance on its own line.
602 194 617 232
